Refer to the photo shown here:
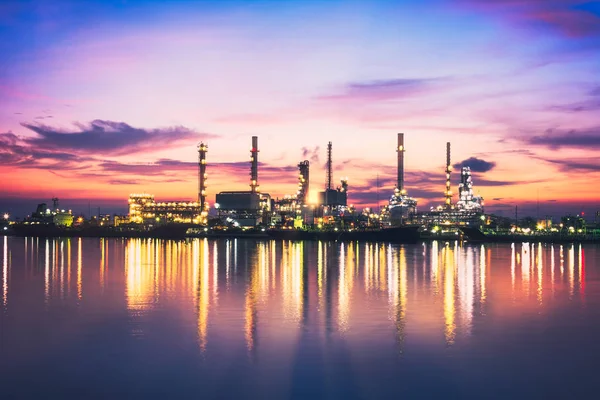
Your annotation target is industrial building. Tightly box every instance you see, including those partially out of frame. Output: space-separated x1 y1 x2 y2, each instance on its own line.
318 142 349 208
128 193 203 224
385 133 418 226
297 160 309 205
22 198 74 227
415 141 485 227
456 166 484 212
127 142 210 225
215 136 272 227
270 159 313 227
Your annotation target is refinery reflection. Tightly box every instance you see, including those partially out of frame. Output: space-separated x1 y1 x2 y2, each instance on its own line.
0 237 590 351
2 236 8 309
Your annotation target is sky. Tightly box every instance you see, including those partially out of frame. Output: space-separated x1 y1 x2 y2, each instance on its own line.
1 0 600 218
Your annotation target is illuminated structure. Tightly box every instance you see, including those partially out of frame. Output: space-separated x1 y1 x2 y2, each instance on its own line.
53 211 74 227
23 201 74 226
445 142 453 209
128 193 203 224
128 194 155 223
270 160 313 227
297 160 309 205
326 141 332 192
127 143 209 225
198 142 209 219
456 167 484 212
250 135 259 193
319 142 348 207
417 149 485 227
387 133 417 225
216 136 271 226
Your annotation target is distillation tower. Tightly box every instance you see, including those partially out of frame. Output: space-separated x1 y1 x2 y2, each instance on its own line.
456 167 484 212
297 160 310 205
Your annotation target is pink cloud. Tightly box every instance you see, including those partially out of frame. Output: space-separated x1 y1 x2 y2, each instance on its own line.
458 0 600 38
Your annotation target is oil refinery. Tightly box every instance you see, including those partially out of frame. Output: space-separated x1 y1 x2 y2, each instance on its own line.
119 132 489 234
6 130 600 243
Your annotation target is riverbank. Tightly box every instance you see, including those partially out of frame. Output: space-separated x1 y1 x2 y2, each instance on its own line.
4 228 600 244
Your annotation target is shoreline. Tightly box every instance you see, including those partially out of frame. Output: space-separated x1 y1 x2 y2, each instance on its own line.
3 230 599 245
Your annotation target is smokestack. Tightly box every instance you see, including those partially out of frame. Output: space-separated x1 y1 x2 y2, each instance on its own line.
326 141 332 190
198 142 208 211
250 136 259 193
397 133 405 194
445 142 452 209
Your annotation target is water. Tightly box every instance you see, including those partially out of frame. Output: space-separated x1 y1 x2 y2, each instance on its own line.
1 237 599 399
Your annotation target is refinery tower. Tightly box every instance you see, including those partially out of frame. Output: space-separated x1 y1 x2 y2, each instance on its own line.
388 133 417 225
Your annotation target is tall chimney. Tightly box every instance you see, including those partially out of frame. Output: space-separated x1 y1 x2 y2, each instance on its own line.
198 142 208 211
250 136 259 193
397 133 405 194
445 142 452 209
326 141 332 190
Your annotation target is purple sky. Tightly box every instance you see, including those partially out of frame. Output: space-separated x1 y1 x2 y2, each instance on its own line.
1 0 599 218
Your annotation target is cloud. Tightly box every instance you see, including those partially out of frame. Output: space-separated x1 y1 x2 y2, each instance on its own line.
540 157 600 172
453 157 497 173
458 0 600 39
0 131 91 170
523 128 600 149
316 78 444 102
98 159 195 176
474 178 515 186
548 100 600 112
108 179 139 185
20 119 216 156
547 85 600 112
98 158 297 185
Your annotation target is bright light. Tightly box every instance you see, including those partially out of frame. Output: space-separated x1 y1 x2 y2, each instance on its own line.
2 213 8 220
214 203 220 209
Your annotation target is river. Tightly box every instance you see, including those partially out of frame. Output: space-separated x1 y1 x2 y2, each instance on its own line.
0 237 598 399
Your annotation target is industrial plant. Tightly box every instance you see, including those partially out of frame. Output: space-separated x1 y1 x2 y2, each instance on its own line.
7 130 600 243
119 132 488 233
413 141 486 228
5 131 494 241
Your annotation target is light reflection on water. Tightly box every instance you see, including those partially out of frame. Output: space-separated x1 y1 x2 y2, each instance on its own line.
0 237 597 399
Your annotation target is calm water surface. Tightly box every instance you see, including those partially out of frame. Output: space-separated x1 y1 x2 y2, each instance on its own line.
1 237 599 399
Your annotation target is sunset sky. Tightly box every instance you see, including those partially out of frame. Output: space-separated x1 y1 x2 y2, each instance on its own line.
1 0 599 218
